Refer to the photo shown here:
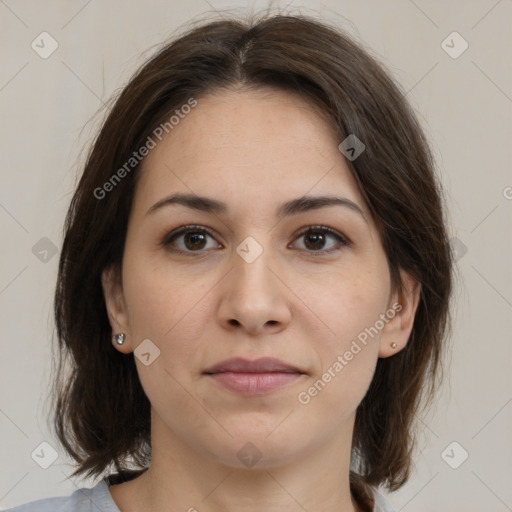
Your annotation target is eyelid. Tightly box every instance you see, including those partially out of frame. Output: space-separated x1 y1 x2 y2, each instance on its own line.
293 225 351 245
161 224 351 255
161 224 220 249
290 225 351 256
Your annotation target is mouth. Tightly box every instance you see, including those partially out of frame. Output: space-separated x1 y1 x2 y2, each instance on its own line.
203 356 304 374
203 357 306 396
205 371 304 395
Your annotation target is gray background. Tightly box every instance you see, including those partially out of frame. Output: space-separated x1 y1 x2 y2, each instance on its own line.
1 0 511 510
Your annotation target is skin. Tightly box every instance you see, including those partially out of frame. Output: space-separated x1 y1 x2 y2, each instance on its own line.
102 88 420 512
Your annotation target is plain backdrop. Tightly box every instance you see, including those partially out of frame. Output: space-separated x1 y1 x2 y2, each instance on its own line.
1 0 511 510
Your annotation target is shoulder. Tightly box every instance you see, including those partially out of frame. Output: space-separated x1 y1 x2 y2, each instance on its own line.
3 478 119 512
372 488 397 512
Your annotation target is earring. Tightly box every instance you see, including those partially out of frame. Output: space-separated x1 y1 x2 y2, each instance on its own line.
113 333 125 345
390 342 398 349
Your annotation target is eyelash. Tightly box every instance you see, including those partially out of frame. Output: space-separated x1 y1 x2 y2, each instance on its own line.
160 224 351 257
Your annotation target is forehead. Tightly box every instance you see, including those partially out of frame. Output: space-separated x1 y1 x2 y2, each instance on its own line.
133 88 367 217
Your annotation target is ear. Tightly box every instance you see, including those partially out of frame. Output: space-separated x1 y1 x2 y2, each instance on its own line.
378 270 421 358
101 265 133 353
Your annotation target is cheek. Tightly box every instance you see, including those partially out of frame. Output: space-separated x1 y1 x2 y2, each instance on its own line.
121 255 208 418
122 249 203 338
308 266 390 349
297 268 389 408
121 251 216 393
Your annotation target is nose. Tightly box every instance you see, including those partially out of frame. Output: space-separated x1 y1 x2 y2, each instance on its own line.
217 240 291 336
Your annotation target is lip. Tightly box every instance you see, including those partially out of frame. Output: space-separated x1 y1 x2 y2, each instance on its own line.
207 371 303 395
203 357 304 374
203 357 306 396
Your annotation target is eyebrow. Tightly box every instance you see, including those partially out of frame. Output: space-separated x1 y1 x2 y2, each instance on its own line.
146 193 367 223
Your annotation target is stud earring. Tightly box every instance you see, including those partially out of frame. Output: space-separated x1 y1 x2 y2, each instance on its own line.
113 333 125 345
390 342 398 349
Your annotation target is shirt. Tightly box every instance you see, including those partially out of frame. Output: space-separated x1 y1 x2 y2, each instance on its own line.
3 477 397 511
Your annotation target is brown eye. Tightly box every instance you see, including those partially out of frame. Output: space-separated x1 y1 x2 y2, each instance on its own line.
161 224 350 257
292 226 350 255
162 226 220 253
182 231 207 250
303 231 327 250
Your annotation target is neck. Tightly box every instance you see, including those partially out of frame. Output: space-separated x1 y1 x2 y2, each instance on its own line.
109 411 366 512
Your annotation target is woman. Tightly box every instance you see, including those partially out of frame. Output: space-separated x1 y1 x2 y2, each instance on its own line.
6 11 453 512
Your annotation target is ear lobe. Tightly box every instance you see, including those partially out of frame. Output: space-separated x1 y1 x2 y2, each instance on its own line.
378 270 421 358
101 265 133 352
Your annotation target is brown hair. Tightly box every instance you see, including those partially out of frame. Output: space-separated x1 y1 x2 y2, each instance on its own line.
51 11 453 505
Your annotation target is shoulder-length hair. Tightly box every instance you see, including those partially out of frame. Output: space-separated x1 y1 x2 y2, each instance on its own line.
51 11 453 503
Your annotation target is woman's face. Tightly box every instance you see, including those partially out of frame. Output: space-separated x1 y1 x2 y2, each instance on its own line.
103 88 416 469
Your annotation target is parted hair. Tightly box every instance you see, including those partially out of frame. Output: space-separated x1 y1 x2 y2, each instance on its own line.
51 11 453 507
